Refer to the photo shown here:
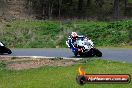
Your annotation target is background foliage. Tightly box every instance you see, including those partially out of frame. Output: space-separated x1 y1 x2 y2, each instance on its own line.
0 20 132 48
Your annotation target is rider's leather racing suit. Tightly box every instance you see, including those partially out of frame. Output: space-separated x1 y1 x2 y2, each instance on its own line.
68 35 85 54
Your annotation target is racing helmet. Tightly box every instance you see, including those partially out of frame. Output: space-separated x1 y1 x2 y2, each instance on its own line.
71 32 78 38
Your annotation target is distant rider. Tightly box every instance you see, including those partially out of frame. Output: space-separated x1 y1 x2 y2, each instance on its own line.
0 42 4 46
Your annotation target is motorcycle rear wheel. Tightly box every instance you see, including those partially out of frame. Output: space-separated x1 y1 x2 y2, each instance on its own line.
94 49 102 57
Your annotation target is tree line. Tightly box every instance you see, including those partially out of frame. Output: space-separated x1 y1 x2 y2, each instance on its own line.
0 0 131 20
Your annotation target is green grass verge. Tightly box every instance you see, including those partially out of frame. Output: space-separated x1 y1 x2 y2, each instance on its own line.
0 59 132 88
0 20 132 48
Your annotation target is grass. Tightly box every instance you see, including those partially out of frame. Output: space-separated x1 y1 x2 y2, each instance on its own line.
0 58 132 88
0 20 132 48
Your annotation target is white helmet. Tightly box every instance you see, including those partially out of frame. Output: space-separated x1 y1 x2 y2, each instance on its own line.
71 32 78 38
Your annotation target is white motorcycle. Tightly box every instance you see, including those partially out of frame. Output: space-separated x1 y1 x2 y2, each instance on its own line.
66 37 102 57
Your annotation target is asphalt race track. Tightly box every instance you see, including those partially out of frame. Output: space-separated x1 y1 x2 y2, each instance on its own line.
1 48 132 63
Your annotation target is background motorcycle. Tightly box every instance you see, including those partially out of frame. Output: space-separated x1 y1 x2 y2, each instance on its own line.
0 42 12 54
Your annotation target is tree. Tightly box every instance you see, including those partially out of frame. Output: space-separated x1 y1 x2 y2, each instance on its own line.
124 0 128 14
0 0 7 16
95 0 104 7
125 0 128 9
113 0 120 19
86 0 91 7
58 0 62 19
78 0 84 11
78 0 84 18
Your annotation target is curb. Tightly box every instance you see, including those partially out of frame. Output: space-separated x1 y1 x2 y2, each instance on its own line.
0 56 82 60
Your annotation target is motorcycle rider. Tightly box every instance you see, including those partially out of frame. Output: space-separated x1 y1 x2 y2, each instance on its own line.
68 32 78 46
67 32 84 55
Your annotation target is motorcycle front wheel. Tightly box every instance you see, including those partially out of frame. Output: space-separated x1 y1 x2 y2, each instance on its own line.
74 53 78 57
7 50 12 54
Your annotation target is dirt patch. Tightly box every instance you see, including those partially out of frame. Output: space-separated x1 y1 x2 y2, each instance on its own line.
2 57 77 70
